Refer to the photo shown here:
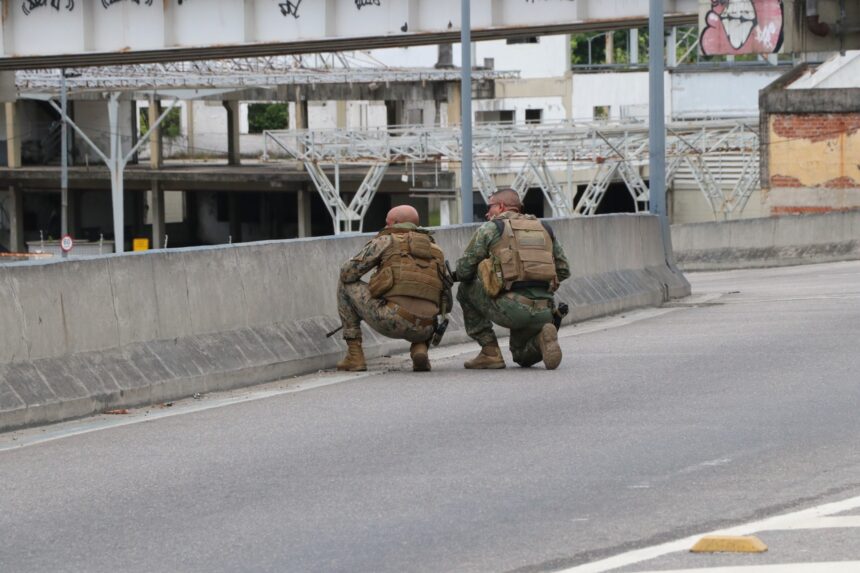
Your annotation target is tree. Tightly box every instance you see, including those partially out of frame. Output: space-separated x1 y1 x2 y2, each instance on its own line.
248 103 289 134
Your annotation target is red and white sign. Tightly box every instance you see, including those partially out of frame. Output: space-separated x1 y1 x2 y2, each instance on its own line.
60 234 74 253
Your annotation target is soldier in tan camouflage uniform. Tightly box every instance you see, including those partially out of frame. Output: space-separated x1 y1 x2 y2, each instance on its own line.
455 189 571 370
337 205 452 372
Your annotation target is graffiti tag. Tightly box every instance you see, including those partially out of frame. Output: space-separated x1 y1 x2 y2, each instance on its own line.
101 0 154 7
355 0 381 9
700 0 784 56
279 0 301 18
22 0 74 16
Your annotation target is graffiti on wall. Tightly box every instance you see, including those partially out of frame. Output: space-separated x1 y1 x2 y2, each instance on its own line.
700 0 784 55
22 0 74 16
355 0 381 9
279 0 301 18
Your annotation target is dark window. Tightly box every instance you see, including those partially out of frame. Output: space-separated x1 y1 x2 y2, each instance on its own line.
507 37 539 45
525 109 543 124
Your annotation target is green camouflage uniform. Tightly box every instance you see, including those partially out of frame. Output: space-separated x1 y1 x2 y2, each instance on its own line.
456 212 571 367
338 223 452 343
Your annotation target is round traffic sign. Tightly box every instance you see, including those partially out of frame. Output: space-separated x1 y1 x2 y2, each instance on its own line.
60 234 74 253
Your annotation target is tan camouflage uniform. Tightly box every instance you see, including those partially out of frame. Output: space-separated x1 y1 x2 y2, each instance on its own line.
338 223 452 343
455 212 571 367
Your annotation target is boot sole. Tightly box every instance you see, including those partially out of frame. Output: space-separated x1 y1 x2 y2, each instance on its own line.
336 365 367 372
464 361 506 370
538 323 562 370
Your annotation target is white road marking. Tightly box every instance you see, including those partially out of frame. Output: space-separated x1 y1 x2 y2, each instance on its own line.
556 495 860 573
0 372 372 452
773 516 860 530
632 563 860 573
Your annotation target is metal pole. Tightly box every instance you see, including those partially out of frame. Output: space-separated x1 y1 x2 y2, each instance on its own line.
649 0 673 266
460 0 473 224
60 69 68 258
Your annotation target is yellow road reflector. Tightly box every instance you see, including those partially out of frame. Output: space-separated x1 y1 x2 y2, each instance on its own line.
690 535 768 553
133 238 150 252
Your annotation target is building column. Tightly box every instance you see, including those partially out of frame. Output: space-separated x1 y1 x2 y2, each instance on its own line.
336 100 348 129
297 188 312 238
446 83 461 127
151 180 165 249
629 29 640 64
148 96 163 169
223 100 241 166
605 32 614 64
5 102 21 168
8 185 24 252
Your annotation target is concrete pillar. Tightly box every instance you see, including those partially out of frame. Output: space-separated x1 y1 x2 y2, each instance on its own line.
446 83 461 126
667 27 677 68
629 29 640 64
223 100 241 166
8 185 24 252
294 88 308 129
297 189 312 238
606 32 614 65
150 180 165 249
186 100 195 156
228 192 241 243
148 97 163 169
5 102 21 168
336 100 347 129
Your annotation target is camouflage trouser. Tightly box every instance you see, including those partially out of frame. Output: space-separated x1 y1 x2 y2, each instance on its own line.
338 281 436 343
457 280 554 367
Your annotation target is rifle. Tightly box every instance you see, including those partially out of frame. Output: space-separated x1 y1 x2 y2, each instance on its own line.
431 315 449 347
552 302 569 331
325 325 343 338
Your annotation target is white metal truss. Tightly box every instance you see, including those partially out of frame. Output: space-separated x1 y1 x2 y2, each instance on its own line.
305 161 389 234
265 118 760 222
17 61 518 95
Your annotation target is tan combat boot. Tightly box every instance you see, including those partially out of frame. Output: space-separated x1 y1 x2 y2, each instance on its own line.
537 323 562 370
464 343 506 369
410 342 431 372
337 339 367 372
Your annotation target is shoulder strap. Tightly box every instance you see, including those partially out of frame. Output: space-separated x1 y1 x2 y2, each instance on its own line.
540 221 555 241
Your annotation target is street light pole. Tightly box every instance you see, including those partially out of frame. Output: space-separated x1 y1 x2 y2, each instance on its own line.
460 0 473 224
648 0 673 266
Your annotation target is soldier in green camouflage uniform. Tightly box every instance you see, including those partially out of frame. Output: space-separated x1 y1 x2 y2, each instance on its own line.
456 190 571 369
337 205 452 372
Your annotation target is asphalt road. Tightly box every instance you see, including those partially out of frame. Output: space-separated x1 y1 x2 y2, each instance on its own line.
2 261 859 573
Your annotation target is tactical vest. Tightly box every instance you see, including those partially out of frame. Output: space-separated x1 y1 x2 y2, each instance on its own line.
368 228 445 307
488 214 558 292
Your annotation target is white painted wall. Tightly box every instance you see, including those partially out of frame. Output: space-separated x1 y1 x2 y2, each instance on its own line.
473 96 566 124
571 72 670 122
671 69 783 119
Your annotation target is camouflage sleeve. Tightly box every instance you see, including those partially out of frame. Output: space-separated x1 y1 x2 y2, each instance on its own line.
340 236 388 283
455 222 499 282
553 237 571 283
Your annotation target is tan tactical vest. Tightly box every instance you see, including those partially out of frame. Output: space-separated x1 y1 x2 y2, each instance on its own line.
488 214 558 292
368 228 445 316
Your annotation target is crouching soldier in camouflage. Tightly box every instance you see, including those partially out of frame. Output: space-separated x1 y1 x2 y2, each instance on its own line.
455 189 571 370
337 205 453 372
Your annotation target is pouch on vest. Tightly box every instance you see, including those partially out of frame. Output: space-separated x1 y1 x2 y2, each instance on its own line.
478 257 504 298
369 266 395 298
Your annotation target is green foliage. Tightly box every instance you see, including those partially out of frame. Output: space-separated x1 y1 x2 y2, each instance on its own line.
139 106 181 140
248 103 289 134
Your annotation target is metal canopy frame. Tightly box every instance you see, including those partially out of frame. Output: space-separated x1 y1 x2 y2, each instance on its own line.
263 119 760 226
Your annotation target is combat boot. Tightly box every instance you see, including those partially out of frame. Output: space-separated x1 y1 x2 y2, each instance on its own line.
464 343 506 369
337 339 367 372
537 323 562 370
410 342 431 372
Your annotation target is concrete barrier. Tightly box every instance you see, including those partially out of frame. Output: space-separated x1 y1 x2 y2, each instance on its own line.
672 211 860 271
0 214 689 432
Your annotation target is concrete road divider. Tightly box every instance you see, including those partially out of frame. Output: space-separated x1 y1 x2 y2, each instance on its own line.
672 211 860 271
0 214 689 432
